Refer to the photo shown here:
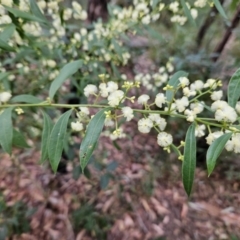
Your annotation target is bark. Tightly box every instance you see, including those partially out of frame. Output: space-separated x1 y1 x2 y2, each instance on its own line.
196 0 225 46
212 5 240 62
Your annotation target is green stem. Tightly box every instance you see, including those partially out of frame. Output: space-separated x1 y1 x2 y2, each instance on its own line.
1 103 239 133
0 103 109 109
189 90 211 103
196 118 226 128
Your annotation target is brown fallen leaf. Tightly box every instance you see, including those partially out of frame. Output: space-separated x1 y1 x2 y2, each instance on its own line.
181 203 188 218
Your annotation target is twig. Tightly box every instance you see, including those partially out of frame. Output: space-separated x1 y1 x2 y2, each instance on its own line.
212 5 240 62
196 0 225 46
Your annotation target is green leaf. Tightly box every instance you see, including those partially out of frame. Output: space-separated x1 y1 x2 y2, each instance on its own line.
29 0 49 25
3 5 47 23
227 68 240 108
106 161 118 172
40 111 54 163
11 94 42 104
0 108 13 154
48 109 72 172
0 39 15 51
182 123 196 196
80 108 110 172
213 0 227 19
0 24 16 42
180 0 196 25
12 129 30 148
49 60 82 100
100 174 110 189
166 71 188 103
0 23 15 51
0 72 9 81
207 132 232 176
151 0 159 9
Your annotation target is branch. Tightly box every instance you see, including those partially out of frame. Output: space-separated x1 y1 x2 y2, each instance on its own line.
196 0 225 46
212 5 240 62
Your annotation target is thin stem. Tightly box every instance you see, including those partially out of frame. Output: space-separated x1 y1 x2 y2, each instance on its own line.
0 103 109 109
189 90 211 103
1 103 238 133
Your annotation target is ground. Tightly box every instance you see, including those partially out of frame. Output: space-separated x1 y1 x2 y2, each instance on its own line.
0 126 240 240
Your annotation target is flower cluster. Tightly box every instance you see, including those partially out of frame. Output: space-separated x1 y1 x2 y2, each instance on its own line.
135 63 174 91
75 73 240 156
1 0 238 161
168 0 211 25
0 0 210 96
71 107 90 132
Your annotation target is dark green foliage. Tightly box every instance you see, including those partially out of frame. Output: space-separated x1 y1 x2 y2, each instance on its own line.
71 204 112 239
0 196 34 239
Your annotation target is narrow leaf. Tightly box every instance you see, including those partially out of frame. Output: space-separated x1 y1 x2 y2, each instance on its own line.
207 132 232 176
213 0 227 19
100 174 110 189
11 94 42 104
180 0 196 25
49 60 82 100
0 108 13 154
182 123 196 196
4 5 47 23
151 0 159 9
48 109 72 172
166 71 188 103
80 108 110 172
29 0 49 25
227 68 240 108
0 72 9 81
0 39 15 51
0 24 16 42
40 111 54 163
12 129 30 148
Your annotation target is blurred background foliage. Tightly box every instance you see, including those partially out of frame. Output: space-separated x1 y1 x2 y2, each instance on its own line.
0 0 240 238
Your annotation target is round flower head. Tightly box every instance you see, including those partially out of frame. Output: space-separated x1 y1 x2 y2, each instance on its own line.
79 107 90 115
175 96 189 113
204 79 218 89
99 83 108 97
235 101 240 114
195 124 206 137
225 139 234 152
179 77 189 87
108 90 124 107
107 81 118 93
184 109 197 122
215 107 237 123
157 132 173 147
84 84 98 97
138 118 153 133
211 90 223 101
183 87 196 97
148 114 167 131
122 107 134 121
0 92 12 103
190 102 204 114
227 134 240 153
138 94 150 105
211 100 229 112
148 114 161 123
71 121 83 132
190 80 204 91
206 131 223 145
155 93 166 108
